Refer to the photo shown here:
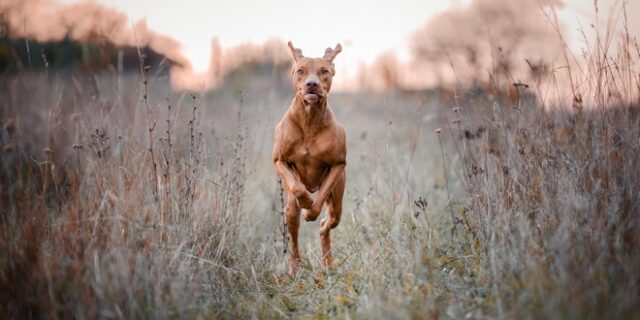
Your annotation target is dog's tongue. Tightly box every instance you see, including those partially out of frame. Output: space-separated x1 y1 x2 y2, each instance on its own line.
304 93 319 101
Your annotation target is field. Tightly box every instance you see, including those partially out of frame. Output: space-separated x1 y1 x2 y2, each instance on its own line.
2 24 640 320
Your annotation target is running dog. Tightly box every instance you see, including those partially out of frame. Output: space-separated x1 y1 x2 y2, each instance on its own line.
272 41 346 276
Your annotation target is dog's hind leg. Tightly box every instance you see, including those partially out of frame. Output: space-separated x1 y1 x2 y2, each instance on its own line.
286 193 302 276
319 172 345 268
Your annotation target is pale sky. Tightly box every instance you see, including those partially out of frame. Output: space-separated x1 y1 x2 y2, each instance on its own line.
64 0 639 78
89 0 468 74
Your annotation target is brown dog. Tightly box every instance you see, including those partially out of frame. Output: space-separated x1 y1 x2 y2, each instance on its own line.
273 41 346 276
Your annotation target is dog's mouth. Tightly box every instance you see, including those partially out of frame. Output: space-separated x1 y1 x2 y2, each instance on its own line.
303 93 319 102
302 89 325 103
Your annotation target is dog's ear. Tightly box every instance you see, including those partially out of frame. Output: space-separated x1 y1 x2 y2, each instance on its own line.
287 41 304 62
323 43 342 62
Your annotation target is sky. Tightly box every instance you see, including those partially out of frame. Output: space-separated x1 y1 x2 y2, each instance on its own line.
85 0 467 73
79 0 637 72
54 0 639 88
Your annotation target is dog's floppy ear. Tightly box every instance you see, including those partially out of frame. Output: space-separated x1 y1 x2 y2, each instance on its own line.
323 43 342 62
287 41 304 62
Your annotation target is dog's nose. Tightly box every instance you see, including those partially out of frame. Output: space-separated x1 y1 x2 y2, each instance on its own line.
305 81 319 90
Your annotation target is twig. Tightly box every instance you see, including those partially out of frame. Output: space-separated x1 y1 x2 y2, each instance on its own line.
177 252 239 274
206 179 240 197
277 177 288 256
436 129 457 237
132 20 159 202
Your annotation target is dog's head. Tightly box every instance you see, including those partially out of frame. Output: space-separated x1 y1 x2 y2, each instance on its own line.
287 41 342 104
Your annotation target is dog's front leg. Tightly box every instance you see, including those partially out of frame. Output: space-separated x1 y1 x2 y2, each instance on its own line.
303 163 345 221
274 160 313 208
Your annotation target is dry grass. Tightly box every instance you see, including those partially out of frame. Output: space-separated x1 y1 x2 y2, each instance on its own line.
450 97 640 319
0 69 454 318
1 9 640 319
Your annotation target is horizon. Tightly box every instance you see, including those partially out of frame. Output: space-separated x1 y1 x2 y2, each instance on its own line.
86 0 639 73
7 0 640 91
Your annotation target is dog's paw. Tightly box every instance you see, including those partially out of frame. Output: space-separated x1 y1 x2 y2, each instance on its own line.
288 258 301 277
296 196 312 210
311 201 324 217
293 188 313 209
302 209 318 221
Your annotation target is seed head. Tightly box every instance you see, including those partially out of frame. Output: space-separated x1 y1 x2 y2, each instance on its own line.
3 119 15 135
3 143 15 153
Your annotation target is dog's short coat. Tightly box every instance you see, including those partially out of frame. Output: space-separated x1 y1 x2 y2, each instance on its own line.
272 42 346 276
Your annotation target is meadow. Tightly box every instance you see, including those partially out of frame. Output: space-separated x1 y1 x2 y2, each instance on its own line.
1 24 640 320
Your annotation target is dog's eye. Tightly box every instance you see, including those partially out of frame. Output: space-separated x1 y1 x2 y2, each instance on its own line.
321 69 329 75
296 69 304 75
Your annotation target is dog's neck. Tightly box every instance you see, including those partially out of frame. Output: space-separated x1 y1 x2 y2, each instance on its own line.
292 95 329 127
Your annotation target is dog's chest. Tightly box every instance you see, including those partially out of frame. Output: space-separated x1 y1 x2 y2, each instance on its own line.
291 143 314 164
296 146 311 165
289 135 332 165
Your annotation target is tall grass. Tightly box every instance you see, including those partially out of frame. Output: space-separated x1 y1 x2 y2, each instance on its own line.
1 6 639 319
436 4 640 317
449 98 640 318
0 70 243 318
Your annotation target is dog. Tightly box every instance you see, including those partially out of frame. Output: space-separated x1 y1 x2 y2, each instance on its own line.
272 41 346 276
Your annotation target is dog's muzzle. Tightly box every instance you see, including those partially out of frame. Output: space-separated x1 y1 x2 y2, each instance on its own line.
304 93 319 101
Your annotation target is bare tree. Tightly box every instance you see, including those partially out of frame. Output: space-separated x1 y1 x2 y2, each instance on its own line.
411 0 562 87
370 52 401 91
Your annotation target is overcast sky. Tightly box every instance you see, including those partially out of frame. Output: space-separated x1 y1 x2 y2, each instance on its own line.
63 0 639 77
